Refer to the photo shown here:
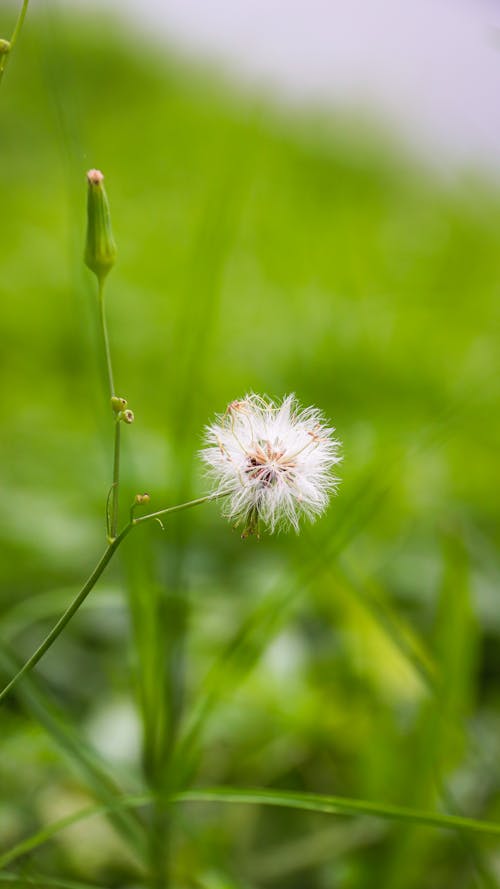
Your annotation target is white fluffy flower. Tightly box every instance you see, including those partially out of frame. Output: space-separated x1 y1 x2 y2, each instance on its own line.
201 393 341 537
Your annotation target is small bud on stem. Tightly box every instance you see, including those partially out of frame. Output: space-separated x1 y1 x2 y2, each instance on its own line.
120 409 135 425
0 39 11 56
111 396 127 413
84 169 117 283
134 493 150 505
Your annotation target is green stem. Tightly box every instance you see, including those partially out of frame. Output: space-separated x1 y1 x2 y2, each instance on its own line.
97 280 121 539
8 0 29 49
0 0 30 84
98 279 115 398
0 523 132 706
134 490 230 526
110 419 121 540
0 492 225 705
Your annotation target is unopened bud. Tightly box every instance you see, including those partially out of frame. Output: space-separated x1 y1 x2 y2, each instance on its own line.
111 395 127 413
134 493 150 505
0 39 11 56
84 169 117 282
121 409 135 424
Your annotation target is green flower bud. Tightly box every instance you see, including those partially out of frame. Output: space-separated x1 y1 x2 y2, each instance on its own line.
84 169 117 282
134 493 150 505
0 39 11 56
111 395 127 413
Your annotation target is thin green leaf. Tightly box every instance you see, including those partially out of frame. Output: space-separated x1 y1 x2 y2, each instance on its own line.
0 872 107 889
0 649 147 861
173 473 393 783
180 788 500 837
1 786 499 869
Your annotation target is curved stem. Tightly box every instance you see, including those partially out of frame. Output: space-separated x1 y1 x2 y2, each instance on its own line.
133 490 231 526
0 490 225 705
9 0 29 49
98 279 115 399
0 0 30 85
0 523 132 706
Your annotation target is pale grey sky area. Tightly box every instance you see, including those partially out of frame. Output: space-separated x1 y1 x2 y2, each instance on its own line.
70 0 500 174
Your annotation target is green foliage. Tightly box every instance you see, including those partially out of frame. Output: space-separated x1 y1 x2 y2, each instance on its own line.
0 4 499 887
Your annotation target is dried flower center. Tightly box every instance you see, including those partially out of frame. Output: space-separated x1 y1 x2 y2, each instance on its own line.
245 440 296 486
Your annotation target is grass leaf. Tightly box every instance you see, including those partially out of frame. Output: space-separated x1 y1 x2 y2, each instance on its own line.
1 786 499 869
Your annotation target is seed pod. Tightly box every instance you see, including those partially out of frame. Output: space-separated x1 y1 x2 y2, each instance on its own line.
84 169 117 282
121 409 135 425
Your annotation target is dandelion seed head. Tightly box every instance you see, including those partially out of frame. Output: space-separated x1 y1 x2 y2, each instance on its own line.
201 393 342 537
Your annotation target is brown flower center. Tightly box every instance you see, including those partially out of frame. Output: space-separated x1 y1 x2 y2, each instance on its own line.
245 441 296 486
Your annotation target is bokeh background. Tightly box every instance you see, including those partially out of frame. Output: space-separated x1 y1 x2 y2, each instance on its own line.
0 1 499 887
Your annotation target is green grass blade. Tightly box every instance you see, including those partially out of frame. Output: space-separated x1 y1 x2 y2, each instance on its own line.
0 873 107 889
1 787 499 869
0 649 147 862
0 797 151 869
179 788 500 837
172 474 395 781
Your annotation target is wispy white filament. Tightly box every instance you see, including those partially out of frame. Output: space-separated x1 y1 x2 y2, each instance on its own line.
201 394 341 536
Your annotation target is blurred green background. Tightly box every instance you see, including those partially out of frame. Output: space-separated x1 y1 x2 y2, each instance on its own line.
0 4 499 888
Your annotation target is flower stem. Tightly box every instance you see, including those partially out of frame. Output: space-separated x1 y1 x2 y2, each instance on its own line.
98 279 115 399
0 0 30 85
0 523 132 706
0 491 227 705
110 419 121 540
133 490 231 526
